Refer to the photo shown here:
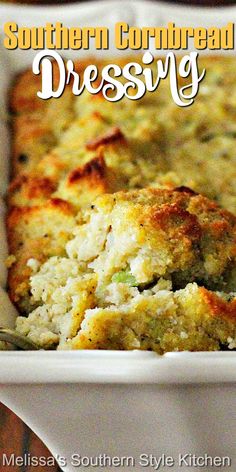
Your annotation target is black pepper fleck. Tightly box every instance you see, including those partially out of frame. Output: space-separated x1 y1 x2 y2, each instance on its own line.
18 153 29 163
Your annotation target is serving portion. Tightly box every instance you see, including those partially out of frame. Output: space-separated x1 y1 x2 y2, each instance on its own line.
7 56 236 352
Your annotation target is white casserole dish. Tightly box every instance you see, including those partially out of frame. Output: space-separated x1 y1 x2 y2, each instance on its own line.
1 1 236 470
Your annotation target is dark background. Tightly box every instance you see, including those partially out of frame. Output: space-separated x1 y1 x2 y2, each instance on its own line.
0 0 235 470
0 404 60 471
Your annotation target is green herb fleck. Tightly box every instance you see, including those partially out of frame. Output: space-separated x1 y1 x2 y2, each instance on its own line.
112 269 138 286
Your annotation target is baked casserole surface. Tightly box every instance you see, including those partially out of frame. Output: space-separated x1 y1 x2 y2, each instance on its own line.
7 56 236 352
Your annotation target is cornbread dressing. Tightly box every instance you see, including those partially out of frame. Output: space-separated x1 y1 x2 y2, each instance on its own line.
7 56 236 352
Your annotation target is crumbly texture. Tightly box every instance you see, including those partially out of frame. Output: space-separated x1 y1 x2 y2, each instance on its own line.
8 56 236 352
9 56 236 213
7 199 76 312
15 188 236 353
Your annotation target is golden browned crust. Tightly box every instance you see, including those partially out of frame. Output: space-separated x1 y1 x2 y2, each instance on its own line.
68 154 107 184
14 186 236 352
87 187 236 290
86 127 125 151
200 288 236 322
8 175 56 207
7 55 236 325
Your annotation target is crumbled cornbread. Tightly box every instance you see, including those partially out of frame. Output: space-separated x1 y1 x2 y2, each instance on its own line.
8 56 236 352
15 188 236 352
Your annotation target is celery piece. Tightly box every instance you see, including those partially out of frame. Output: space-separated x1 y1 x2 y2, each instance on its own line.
112 269 138 286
